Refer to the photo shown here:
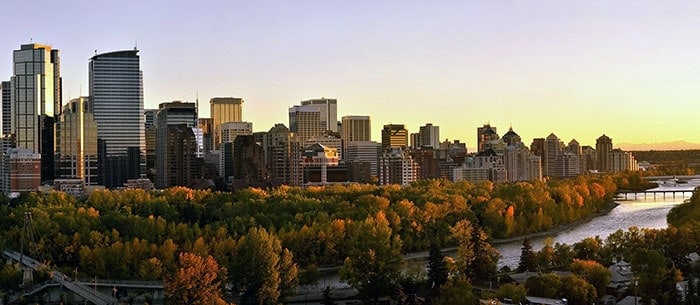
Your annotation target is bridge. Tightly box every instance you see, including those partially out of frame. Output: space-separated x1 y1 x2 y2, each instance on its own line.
643 175 700 181
3 249 119 305
617 189 696 201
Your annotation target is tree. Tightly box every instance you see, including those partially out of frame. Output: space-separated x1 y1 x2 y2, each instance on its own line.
524 273 562 299
570 259 610 298
450 220 499 280
518 237 536 272
432 277 479 305
340 212 404 304
427 243 448 290
163 252 229 305
230 227 298 305
495 283 526 304
560 275 597 305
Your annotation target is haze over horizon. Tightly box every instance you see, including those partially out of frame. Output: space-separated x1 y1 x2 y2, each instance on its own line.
2 1 699 150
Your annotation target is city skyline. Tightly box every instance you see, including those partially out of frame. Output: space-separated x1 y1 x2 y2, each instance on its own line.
2 1 700 150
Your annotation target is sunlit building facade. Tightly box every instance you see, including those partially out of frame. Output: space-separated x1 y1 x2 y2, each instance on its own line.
55 97 98 185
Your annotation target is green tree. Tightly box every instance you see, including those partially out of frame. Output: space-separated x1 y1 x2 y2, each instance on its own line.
495 283 526 303
339 212 403 304
560 275 597 305
432 277 479 305
518 237 536 272
570 259 610 298
524 273 562 299
427 243 448 290
163 252 229 305
230 227 298 305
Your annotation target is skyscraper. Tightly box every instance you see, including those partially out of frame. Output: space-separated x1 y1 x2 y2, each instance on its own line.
419 123 440 149
381 124 408 151
0 81 13 154
340 115 371 159
210 97 243 149
301 98 338 132
477 124 498 153
289 105 322 143
11 44 62 182
596 134 613 172
156 101 199 188
90 49 144 187
55 97 98 185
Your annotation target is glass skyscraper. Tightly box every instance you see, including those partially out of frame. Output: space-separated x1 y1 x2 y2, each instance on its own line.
89 49 144 187
11 43 62 182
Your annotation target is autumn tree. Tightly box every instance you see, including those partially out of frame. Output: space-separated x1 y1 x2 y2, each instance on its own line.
340 212 404 304
450 220 499 280
432 277 479 305
230 227 298 305
163 252 229 305
427 243 448 290
570 259 610 298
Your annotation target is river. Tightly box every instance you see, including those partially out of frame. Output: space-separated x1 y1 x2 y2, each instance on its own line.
299 181 698 293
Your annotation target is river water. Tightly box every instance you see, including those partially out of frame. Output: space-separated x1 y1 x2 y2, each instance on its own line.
301 181 698 292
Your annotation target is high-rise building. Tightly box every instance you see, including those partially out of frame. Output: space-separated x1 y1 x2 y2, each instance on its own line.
220 121 253 179
379 148 418 186
264 124 301 186
156 101 199 188
90 49 144 187
11 44 62 182
543 133 563 177
341 115 371 159
419 123 440 149
502 127 522 146
144 109 158 180
581 146 597 173
232 135 270 186
596 134 613 172
289 105 322 143
0 81 13 155
381 124 408 152
301 98 338 132
504 142 542 183
160 124 202 188
198 118 213 153
453 150 507 183
346 141 381 177
477 124 499 153
55 97 98 185
210 97 243 149
608 149 638 173
530 138 545 159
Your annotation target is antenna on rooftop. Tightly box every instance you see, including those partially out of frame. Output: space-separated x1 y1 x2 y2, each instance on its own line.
134 40 138 51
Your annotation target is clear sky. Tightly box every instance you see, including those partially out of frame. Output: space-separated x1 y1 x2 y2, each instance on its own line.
2 1 699 151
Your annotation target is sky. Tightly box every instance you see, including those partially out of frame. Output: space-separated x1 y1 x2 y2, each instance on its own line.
1 1 700 151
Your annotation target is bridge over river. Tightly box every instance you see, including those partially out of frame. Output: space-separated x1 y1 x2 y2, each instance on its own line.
2 249 163 305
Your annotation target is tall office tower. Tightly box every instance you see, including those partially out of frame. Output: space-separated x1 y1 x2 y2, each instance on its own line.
409 133 420 149
231 135 270 185
379 148 418 186
144 109 158 180
346 141 381 177
11 44 61 182
55 97 98 185
341 115 371 159
381 124 408 152
264 124 301 186
289 105 322 143
543 133 564 177
161 124 201 188
596 134 613 172
502 127 522 146
419 123 440 149
210 97 243 149
504 144 542 182
581 146 597 173
219 121 253 179
0 81 13 154
156 102 198 188
90 49 144 188
301 98 338 132
477 124 499 153
410 148 438 179
198 118 213 153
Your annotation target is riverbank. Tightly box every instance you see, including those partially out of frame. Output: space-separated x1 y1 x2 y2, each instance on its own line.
489 200 620 245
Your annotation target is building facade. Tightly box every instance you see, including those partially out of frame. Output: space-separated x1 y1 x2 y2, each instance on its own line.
379 148 418 186
156 102 199 188
11 44 62 182
3 148 41 195
381 124 408 152
90 49 144 188
596 134 613 172
210 97 243 149
419 123 440 149
289 105 322 143
55 97 99 185
301 98 338 132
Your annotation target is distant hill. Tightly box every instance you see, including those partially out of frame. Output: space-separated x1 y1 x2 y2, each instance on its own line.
618 141 700 151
